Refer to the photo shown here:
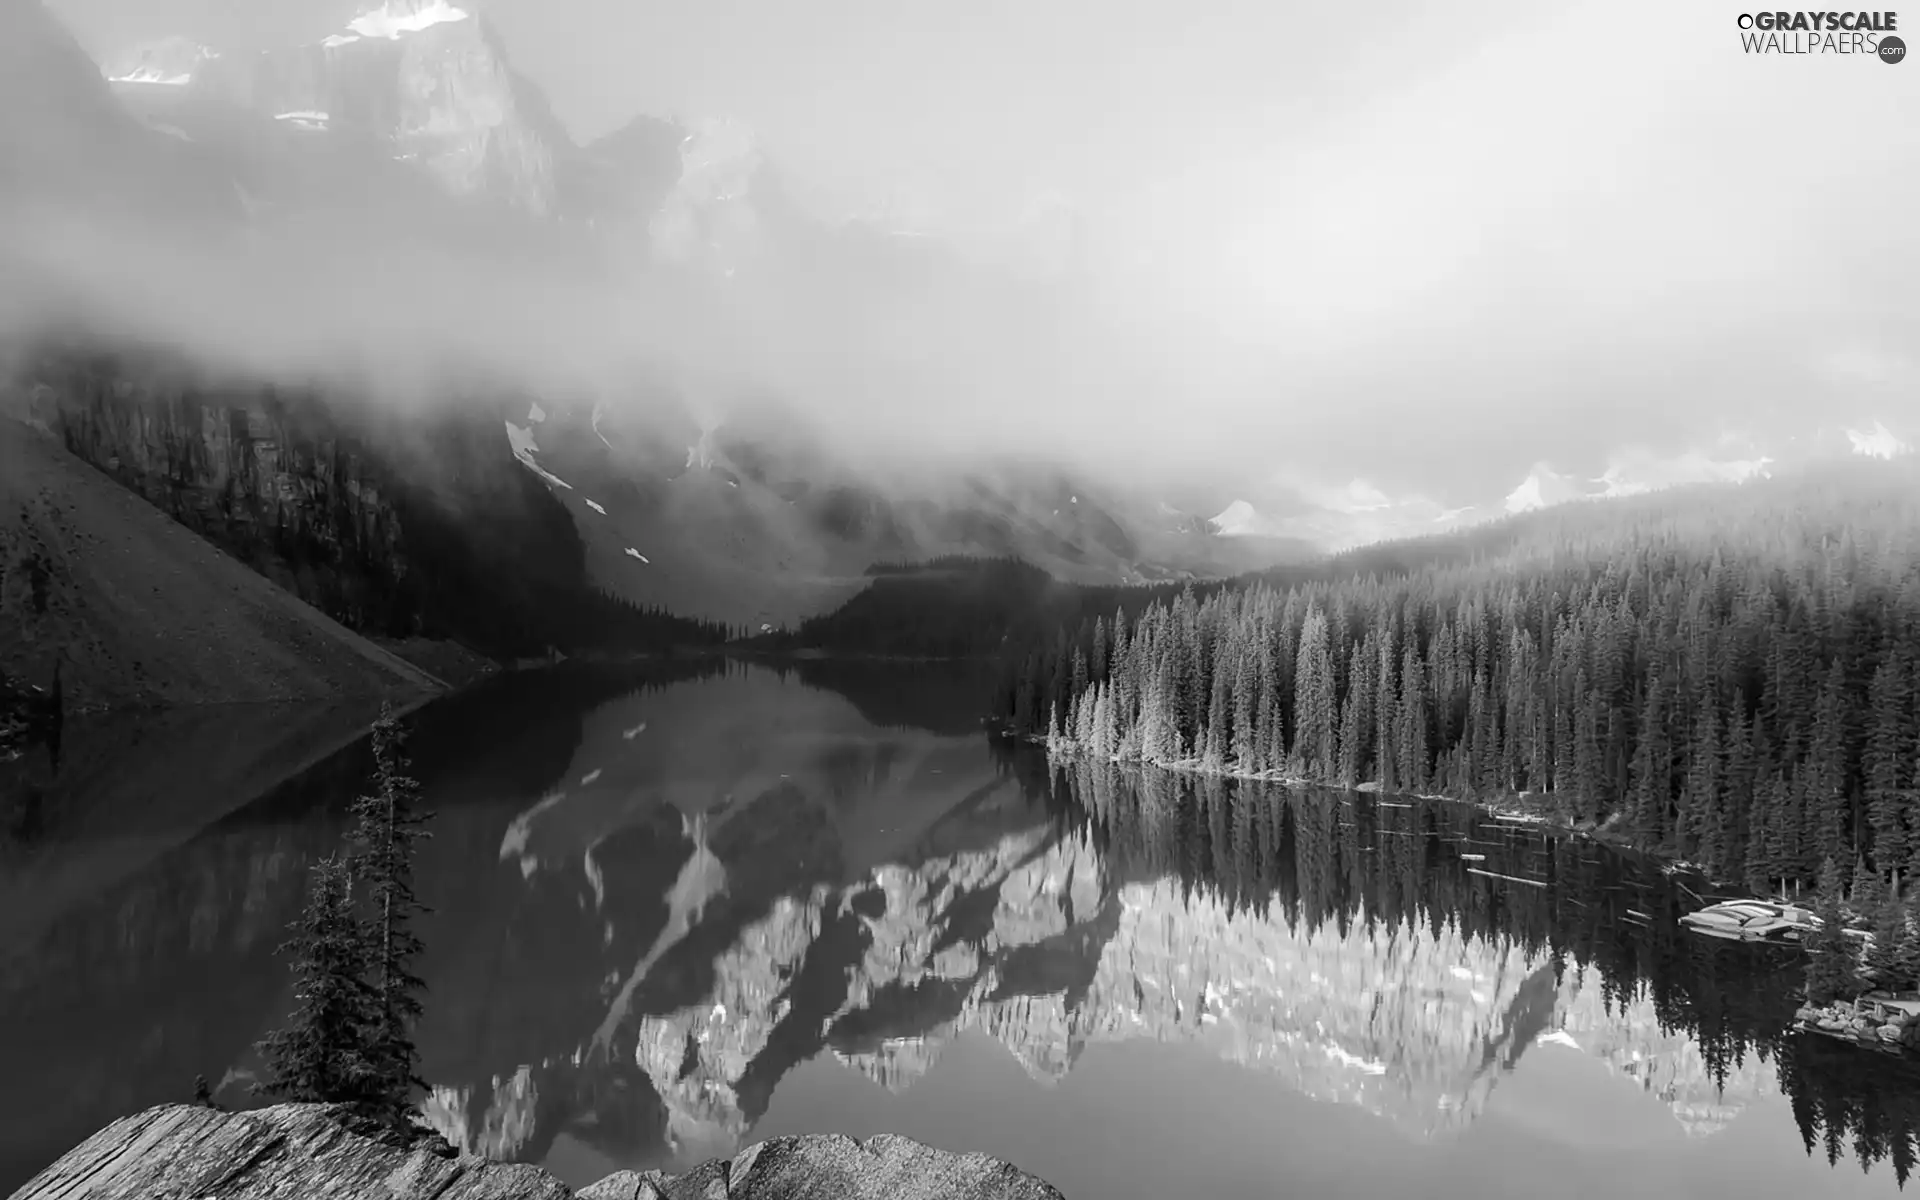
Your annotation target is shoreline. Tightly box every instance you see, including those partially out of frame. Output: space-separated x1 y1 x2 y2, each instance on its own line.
1008 731 1717 878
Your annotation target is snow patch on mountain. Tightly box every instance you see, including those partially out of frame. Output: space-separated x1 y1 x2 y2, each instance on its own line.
504 420 573 490
103 37 218 87
346 0 473 40
1209 499 1260 536
589 400 617 451
1208 497 1317 539
107 66 193 86
1504 466 1577 515
1847 419 1911 460
1594 448 1771 497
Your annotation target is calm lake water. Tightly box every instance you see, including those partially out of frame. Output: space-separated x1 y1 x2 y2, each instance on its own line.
3 659 1918 1199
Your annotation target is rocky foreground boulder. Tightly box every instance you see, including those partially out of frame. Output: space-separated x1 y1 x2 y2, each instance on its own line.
10 1103 1064 1200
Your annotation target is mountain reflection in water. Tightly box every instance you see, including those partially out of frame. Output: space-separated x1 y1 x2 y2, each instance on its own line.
2 661 1917 1199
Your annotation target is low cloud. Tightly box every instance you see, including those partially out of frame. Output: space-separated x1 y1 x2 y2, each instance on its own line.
10 0 1920 505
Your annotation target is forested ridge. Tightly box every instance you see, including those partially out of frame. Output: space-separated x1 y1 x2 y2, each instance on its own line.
999 461 1920 893
760 556 1148 657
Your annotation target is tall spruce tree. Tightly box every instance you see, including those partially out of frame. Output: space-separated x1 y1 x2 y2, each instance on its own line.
254 854 381 1103
1806 856 1859 1006
347 706 433 1130
1868 887 1912 992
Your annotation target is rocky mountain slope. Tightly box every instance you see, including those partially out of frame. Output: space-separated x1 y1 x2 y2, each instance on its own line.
512 398 1310 629
105 2 575 221
1 347 732 673
0 389 438 711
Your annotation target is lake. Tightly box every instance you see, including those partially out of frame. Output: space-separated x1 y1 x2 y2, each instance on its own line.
2 660 1916 1199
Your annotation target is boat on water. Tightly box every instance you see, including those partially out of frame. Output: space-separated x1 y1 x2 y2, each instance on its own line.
1679 899 1823 942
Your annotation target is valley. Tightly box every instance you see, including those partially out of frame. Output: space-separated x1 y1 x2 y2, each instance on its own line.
2 2 1918 1198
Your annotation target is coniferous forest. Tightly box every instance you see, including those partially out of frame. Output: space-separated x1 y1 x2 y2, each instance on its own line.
998 463 1920 894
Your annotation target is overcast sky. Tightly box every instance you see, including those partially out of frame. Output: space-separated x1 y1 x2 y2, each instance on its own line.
41 0 1920 513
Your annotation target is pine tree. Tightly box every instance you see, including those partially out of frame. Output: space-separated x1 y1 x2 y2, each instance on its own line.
1901 891 1920 994
346 708 433 1130
1806 856 1859 1006
254 854 382 1103
1869 888 1911 991
1006 471 1920 897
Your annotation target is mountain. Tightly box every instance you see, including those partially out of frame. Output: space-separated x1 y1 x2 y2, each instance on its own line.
0 346 733 672
1240 413 1916 553
494 397 1313 629
105 1 574 218
0 386 438 710
0 0 240 238
0 0 1325 643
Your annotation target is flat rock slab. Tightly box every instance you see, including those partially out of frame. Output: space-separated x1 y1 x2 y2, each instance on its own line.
10 1103 567 1200
14 1106 1065 1200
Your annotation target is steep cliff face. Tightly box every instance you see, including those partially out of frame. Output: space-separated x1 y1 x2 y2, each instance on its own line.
23 355 409 630
0 401 437 711
7 349 719 661
112 0 575 218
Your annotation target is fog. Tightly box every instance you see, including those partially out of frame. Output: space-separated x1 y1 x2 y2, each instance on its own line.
16 0 1920 517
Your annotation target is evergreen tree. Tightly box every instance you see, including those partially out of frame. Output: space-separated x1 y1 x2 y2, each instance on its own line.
1806 856 1859 1006
1868 888 1911 991
997 462 1920 893
253 854 381 1104
346 707 433 1130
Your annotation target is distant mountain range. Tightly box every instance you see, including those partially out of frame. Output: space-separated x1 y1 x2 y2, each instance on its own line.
1205 418 1914 551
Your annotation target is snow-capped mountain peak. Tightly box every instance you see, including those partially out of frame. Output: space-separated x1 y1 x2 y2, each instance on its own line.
1209 499 1263 536
98 0 574 218
1846 419 1912 460
1503 464 1585 515
345 0 475 41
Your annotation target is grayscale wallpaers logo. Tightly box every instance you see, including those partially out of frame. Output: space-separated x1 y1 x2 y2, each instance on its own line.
1736 10 1904 58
